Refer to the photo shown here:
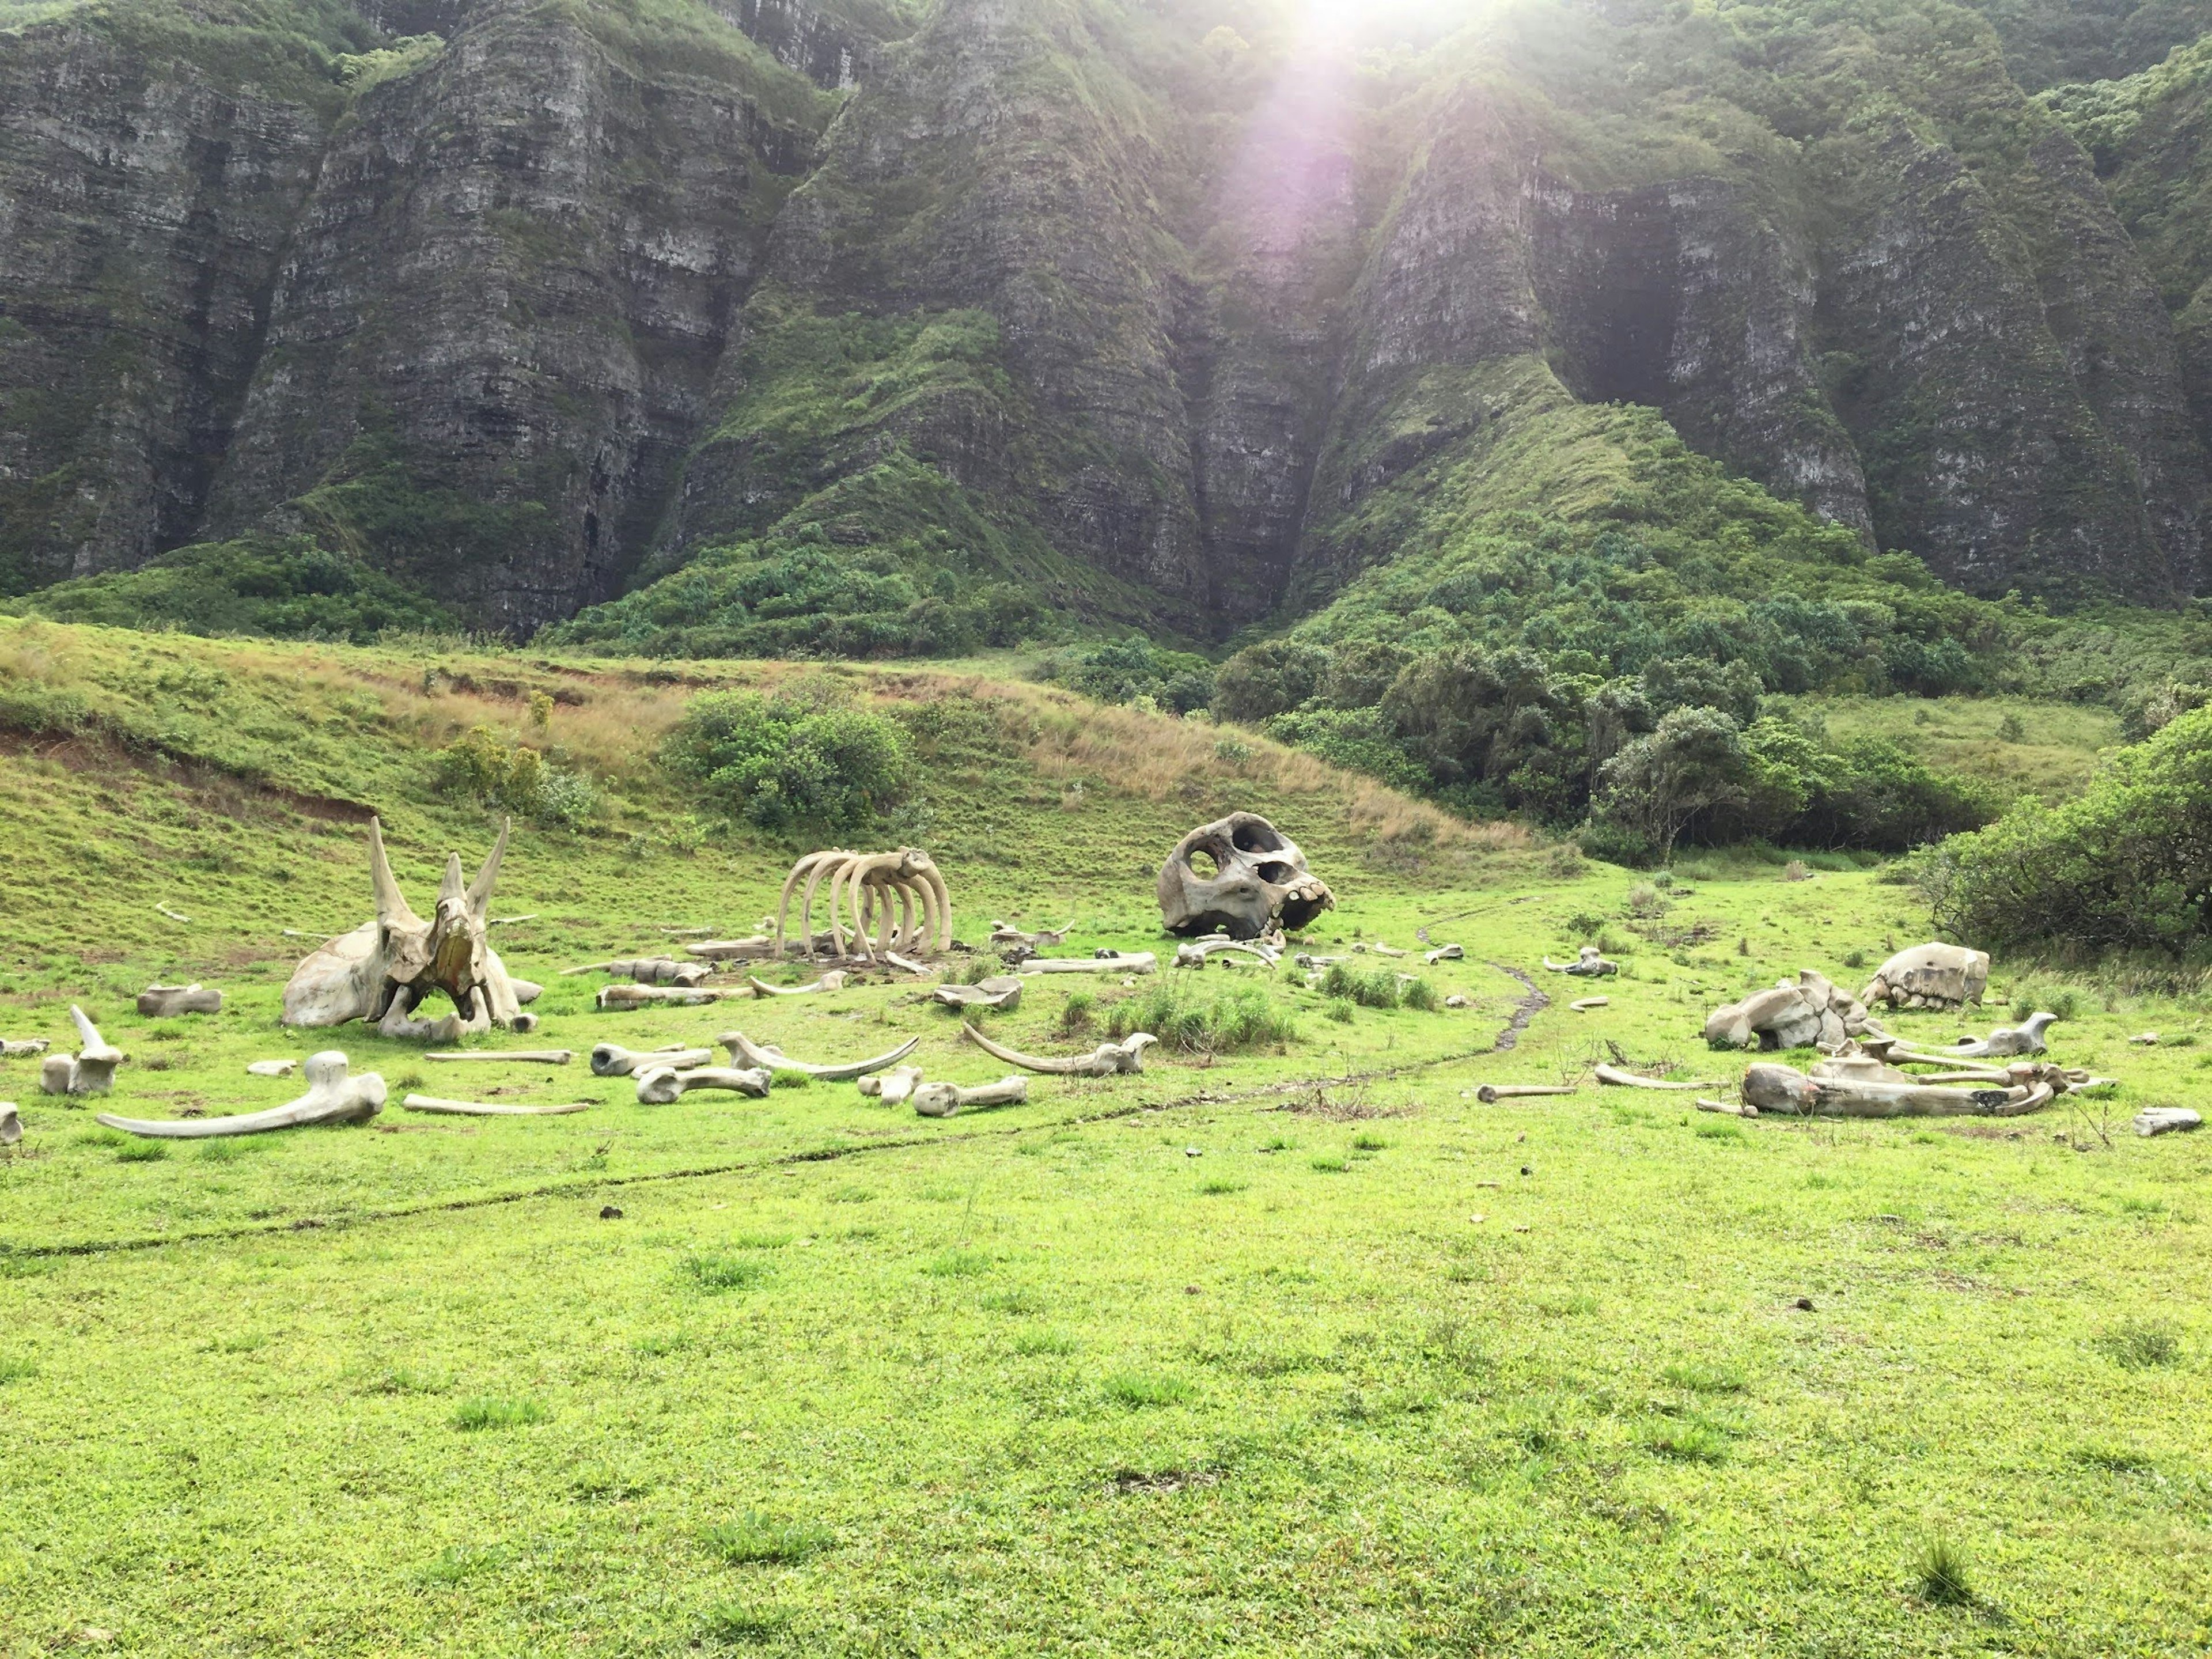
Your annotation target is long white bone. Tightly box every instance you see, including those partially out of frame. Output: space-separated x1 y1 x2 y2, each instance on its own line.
400 1095 592 1117
137 983 222 1017
634 1065 771 1105
98 1051 384 1137
1593 1062 1716 1092
961 1025 1157 1075
1 1039 50 1057
590 1043 714 1077
425 1049 574 1065
597 984 734 1010
911 1076 1028 1118
747 972 849 997
719 1032 920 1080
1015 954 1156 976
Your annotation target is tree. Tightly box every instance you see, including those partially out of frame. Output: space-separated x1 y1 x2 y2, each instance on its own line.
1596 706 1752 863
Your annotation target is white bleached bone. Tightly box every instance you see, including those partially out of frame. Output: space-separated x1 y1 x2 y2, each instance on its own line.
246 1059 297 1078
961 1025 1157 1076
1859 942 1990 1012
1696 1097 1759 1118
560 957 711 986
684 935 777 961
0 1103 18 1146
1016 953 1156 976
1425 944 1465 965
634 1065 771 1105
1475 1084 1577 1102
1740 1051 2052 1118
720 1031 920 1080
1593 1062 1715 1092
1936 1012 2058 1059
400 1095 592 1117
2135 1107 2202 1137
137 983 222 1017
1570 997 1608 1012
990 920 1075 948
747 971 850 997
98 1050 384 1137
857 1065 925 1105
1 1039 50 1058
776 848 952 963
425 1049 574 1065
1543 946 1615 976
1173 938 1279 969
596 983 734 1010
1157 812 1332 940
911 1075 1028 1118
933 977 1025 1013
589 1043 714 1078
40 1007 126 1096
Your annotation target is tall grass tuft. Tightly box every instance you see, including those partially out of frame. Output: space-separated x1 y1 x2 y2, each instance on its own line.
702 1513 834 1565
450 1396 547 1431
1105 982 1296 1054
1915 1534 1974 1605
1319 961 1402 1008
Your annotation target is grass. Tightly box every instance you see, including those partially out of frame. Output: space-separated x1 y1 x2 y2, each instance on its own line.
702 1513 834 1565
1916 1534 1976 1606
3 620 2212 1652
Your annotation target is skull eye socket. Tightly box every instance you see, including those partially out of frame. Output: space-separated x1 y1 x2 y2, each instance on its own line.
1187 849 1221 877
1255 862 1293 884
1230 821 1286 854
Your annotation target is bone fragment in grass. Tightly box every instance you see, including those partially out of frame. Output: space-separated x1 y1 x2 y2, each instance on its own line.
911 1075 1028 1118
2134 1107 2201 1136
719 1031 919 1080
746 972 850 997
400 1095 592 1117
245 1059 297 1078
963 1024 1156 1075
596 983 736 1009
1570 997 1608 1012
155 902 191 923
1593 1063 1716 1092
1 1038 51 1058
1016 954 1157 976
424 1049 574 1065
857 1065 923 1105
589 1043 714 1078
40 1006 124 1096
1696 1097 1759 1118
633 1065 771 1105
1476 1084 1578 1103
0 1101 18 1145
931 977 1022 1012
137 983 221 1017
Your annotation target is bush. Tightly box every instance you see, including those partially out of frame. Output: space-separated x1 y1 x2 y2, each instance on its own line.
663 679 914 837
1104 982 1297 1054
1319 962 1403 1008
435 725 597 829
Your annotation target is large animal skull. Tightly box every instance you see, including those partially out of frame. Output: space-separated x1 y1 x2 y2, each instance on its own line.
1157 812 1334 940
282 819 539 1042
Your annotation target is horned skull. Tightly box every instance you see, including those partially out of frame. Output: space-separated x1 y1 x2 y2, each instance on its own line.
282 818 540 1042
1157 812 1334 940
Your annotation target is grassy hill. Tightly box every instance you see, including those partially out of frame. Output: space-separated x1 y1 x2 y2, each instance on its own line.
1 617 2208 1653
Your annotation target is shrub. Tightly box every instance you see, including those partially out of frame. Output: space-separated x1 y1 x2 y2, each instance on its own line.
1104 982 1297 1054
1319 961 1402 1007
663 681 914 837
1057 991 1097 1035
435 725 597 829
1400 977 1441 1012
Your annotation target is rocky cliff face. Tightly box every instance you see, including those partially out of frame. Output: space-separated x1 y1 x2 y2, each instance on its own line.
3 0 2211 632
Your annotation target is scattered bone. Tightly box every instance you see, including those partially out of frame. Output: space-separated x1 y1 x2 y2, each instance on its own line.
2134 1107 2201 1137
1706 970 1876 1051
659 926 717 937
634 1065 771 1105
1294 953 1345 969
720 1031 920 1080
1425 944 1465 965
1570 997 1608 1012
137 983 222 1018
590 1043 714 1077
1370 942 1409 958
425 1049 574 1065
282 819 540 1042
1017 954 1157 976
1444 995 1468 1009
911 1076 1028 1118
0 1039 50 1058
99 1050 383 1137
775 848 952 963
885 952 931 976
747 971 850 997
1157 812 1333 940
281 929 333 941
1174 937 1280 969
1543 947 1616 977
1859 942 1990 1012
1476 1084 1577 1103
0 1103 17 1146
684 935 777 961
400 1095 592 1117
1935 1012 2058 1059
990 920 1075 949
1697 1097 1759 1118
246 1059 297 1078
2130 1032 2160 1046
1740 1048 2061 1118
156 902 191 923
1593 1063 1715 1092
489 914 537 926
39 1007 125 1097
857 1065 924 1105
963 1025 1157 1075
560 957 710 986
932 977 1024 1013
596 983 734 1010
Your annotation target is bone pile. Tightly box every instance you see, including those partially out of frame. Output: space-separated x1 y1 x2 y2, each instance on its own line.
1737 1029 2111 1119
1705 969 1878 1051
775 848 952 963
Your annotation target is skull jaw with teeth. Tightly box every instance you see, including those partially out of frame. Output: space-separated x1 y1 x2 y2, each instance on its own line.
1157 812 1334 941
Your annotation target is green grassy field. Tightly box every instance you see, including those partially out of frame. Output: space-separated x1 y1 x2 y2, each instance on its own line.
1 619 2207 1655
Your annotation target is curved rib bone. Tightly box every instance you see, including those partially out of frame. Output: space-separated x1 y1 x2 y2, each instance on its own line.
98 1051 384 1137
400 1095 592 1116
962 1024 1157 1075
1593 1062 1716 1092
911 1075 1027 1118
1570 997 1608 1012
746 972 849 997
634 1065 771 1105
719 1031 920 1080
137 983 222 1017
590 1043 713 1078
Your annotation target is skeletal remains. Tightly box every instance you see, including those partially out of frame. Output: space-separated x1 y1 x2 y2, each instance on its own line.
562 957 712 986
962 1025 1157 1075
747 971 850 997
634 1065 771 1104
1543 947 1617 977
991 920 1074 949
1017 953 1156 976
932 977 1024 1013
39 1007 125 1096
137 983 222 1017
1858 942 1989 1011
1157 812 1333 940
1 1038 50 1058
597 983 735 1009
1930 1012 2056 1059
283 819 543 1042
400 1095 590 1117
98 1050 385 1137
775 848 952 963
1740 1044 2102 1118
719 1031 920 1080
0 1102 18 1146
1174 937 1281 969
912 1077 1027 1118
1705 969 1878 1051
590 1043 715 1077
1425 944 1464 965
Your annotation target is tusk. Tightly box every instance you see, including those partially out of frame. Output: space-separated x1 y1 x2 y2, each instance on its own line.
719 1032 919 1080
1593 1063 1717 1092
747 972 848 997
367 817 424 934
400 1094 590 1116
1570 997 1608 1012
425 1049 574 1065
99 1051 382 1137
962 1024 1156 1075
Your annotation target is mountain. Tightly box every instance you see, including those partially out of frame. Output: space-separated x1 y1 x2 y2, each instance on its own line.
4 0 2212 639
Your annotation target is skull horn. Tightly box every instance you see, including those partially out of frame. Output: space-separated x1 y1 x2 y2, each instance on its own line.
465 818 510 919
368 817 423 933
719 1031 920 1079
